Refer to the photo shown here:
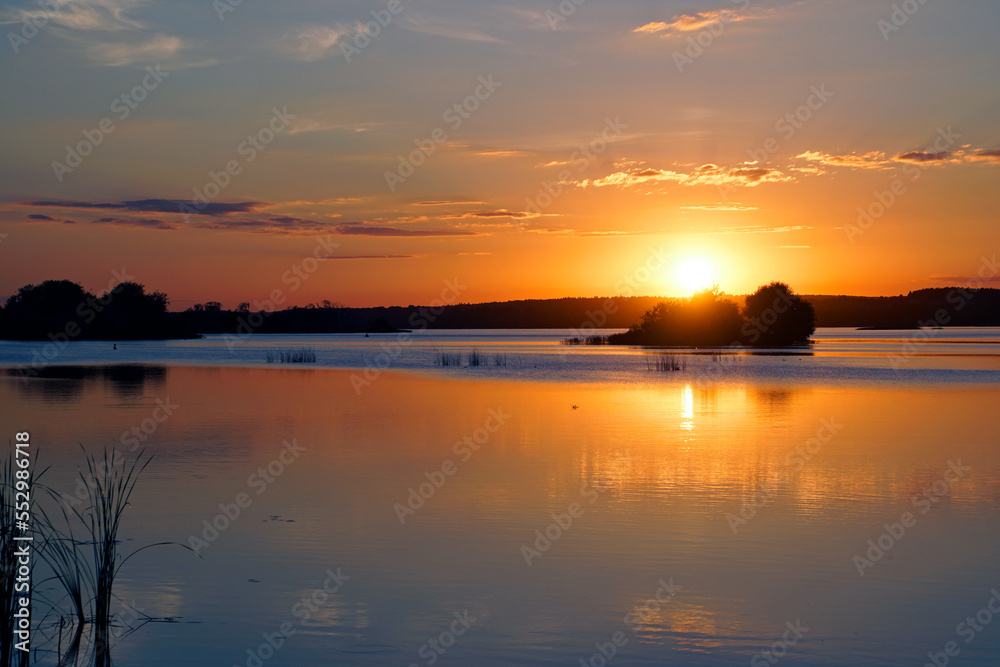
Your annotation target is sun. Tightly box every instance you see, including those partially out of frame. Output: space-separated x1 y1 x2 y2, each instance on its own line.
675 257 714 295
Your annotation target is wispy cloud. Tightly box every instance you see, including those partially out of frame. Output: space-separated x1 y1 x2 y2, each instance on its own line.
88 33 186 66
796 146 1000 169
280 24 355 61
334 224 477 237
414 200 486 206
23 199 268 216
896 150 952 163
366 216 428 225
93 216 177 230
634 6 770 37
4 0 149 32
192 216 336 235
287 119 387 135
85 214 337 235
969 148 1000 163
400 13 503 43
14 200 353 235
581 163 791 189
524 228 664 237
696 225 811 235
796 151 891 169
319 255 419 260
581 168 685 188
468 148 527 157
489 5 555 32
439 209 539 220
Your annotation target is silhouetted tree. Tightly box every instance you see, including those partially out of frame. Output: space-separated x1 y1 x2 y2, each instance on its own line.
94 282 171 339
741 282 815 346
0 280 95 340
609 288 743 346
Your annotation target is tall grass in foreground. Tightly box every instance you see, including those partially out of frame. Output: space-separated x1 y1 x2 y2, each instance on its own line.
647 355 686 372
84 450 152 666
264 347 317 364
31 449 194 667
36 500 89 628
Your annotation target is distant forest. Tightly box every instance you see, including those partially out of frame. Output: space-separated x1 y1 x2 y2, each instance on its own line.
1 279 999 341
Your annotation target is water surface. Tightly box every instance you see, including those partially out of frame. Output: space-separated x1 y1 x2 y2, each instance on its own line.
1 329 999 666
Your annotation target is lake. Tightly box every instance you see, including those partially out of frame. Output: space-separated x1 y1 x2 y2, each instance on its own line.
1 328 1000 666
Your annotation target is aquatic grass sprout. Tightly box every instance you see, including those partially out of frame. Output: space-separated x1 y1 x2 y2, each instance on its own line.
264 347 317 363
562 335 608 345
433 351 463 367
432 350 508 368
647 355 686 371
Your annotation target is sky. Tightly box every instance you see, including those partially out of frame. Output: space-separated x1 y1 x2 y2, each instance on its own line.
0 0 998 309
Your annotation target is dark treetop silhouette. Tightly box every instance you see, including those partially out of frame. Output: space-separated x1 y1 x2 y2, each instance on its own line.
608 283 816 347
0 279 187 341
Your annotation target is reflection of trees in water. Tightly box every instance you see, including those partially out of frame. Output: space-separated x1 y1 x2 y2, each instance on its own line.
751 387 811 412
100 365 167 397
8 365 167 403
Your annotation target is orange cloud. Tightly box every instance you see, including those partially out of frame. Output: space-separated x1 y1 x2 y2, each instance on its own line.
581 163 791 189
439 210 540 220
633 7 768 36
795 151 892 169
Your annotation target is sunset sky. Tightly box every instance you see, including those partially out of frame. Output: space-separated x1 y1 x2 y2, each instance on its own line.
1 0 998 308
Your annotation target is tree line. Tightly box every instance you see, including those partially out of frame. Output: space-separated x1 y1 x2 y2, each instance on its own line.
1 279 997 342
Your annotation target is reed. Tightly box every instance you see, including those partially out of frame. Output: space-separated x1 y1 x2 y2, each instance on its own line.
43 449 192 666
36 501 90 629
79 450 146 665
561 335 608 346
647 355 686 372
264 348 317 364
434 352 463 367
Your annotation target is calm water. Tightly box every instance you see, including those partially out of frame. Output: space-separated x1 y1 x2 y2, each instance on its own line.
2 329 1000 666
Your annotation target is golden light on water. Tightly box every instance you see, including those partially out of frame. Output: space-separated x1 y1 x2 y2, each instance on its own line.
681 384 695 431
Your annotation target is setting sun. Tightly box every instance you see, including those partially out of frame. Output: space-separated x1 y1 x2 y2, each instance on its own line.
675 257 715 295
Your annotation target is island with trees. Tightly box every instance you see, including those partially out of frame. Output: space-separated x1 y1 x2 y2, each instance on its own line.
607 282 816 347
